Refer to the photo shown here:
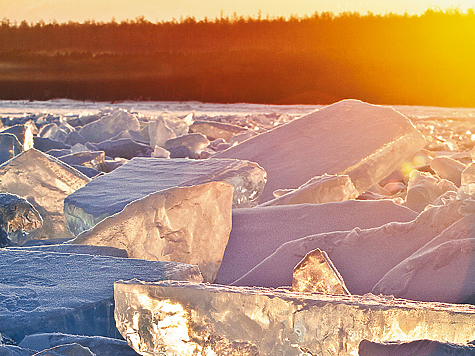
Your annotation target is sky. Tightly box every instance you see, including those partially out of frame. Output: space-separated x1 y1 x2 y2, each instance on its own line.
1 0 474 24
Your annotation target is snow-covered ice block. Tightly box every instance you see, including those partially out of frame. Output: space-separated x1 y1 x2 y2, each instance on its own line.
189 120 247 141
430 156 466 187
7 244 128 258
19 333 139 356
232 199 464 294
372 214 475 303
215 200 418 285
0 249 202 343
260 174 359 206
0 133 23 165
359 339 475 356
214 99 426 203
71 182 233 283
0 149 90 241
114 280 475 356
64 158 266 234
405 170 457 213
291 248 349 295
79 109 140 144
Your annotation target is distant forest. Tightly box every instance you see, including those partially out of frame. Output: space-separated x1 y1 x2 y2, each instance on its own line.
1 9 475 106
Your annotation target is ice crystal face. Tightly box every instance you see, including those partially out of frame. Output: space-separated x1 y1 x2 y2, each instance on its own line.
215 99 426 203
71 182 233 283
291 248 349 295
0 149 90 240
261 174 359 206
189 120 248 141
359 339 475 356
64 157 266 235
0 193 42 246
114 280 475 356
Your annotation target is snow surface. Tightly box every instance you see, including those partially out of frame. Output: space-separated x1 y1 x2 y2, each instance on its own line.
216 199 417 284
232 198 464 294
0 249 201 343
19 333 139 355
373 214 475 303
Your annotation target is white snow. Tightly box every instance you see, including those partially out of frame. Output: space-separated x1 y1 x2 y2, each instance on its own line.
231 198 464 294
216 199 417 285
372 214 475 303
0 249 201 343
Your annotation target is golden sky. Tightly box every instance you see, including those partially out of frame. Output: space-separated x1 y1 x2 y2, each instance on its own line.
1 0 473 23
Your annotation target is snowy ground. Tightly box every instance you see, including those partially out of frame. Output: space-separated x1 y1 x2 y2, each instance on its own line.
2 99 475 355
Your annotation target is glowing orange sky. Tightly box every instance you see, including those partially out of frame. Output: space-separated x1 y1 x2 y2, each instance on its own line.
1 0 473 23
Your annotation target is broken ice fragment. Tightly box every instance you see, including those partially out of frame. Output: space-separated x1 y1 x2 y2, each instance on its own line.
165 133 209 159
147 117 176 149
189 120 248 141
430 156 466 187
216 200 417 285
261 174 359 206
0 149 90 240
291 248 350 295
70 182 233 283
64 158 266 234
151 145 170 158
114 280 475 356
0 133 23 164
79 109 140 144
232 198 464 294
405 170 457 213
0 249 202 344
94 138 152 160
461 163 475 194
57 151 107 172
214 99 426 203
0 193 42 247
1 124 34 150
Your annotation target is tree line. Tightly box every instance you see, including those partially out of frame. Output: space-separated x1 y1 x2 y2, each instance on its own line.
1 9 474 106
